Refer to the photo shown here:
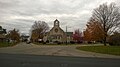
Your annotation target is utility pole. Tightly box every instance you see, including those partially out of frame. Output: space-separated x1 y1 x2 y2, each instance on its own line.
66 26 67 45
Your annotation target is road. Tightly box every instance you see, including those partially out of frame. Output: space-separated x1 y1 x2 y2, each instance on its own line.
0 53 120 67
0 42 120 58
0 43 120 67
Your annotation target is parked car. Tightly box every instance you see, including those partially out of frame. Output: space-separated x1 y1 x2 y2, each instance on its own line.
26 40 31 44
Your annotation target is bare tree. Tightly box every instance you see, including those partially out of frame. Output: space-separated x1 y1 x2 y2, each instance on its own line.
31 21 49 42
92 3 120 46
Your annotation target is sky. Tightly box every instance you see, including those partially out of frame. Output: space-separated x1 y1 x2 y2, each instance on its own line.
0 0 119 35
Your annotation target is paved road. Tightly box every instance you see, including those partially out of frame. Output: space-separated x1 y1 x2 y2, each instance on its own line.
0 53 120 67
0 42 120 58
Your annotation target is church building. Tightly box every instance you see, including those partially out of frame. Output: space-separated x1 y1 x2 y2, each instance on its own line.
43 19 73 44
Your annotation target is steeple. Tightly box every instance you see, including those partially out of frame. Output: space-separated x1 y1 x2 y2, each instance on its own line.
54 19 59 27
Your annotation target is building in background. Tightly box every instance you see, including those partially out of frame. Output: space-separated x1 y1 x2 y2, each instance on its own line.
0 26 6 42
21 35 29 42
43 19 73 44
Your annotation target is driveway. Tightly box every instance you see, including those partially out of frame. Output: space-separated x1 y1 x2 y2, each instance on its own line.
0 42 120 58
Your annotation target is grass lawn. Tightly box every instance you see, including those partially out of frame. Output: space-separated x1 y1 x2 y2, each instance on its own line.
0 42 17 48
76 46 120 56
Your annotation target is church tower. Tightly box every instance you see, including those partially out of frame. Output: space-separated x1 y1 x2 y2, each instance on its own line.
54 19 59 27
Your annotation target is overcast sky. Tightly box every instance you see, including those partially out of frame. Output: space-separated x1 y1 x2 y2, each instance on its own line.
0 0 119 35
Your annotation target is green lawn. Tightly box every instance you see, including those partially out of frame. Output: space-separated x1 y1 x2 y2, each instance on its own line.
0 42 16 48
76 46 120 56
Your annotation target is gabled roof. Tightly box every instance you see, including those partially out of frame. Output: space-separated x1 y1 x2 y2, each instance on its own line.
54 19 59 22
48 19 65 34
21 36 29 38
48 26 65 35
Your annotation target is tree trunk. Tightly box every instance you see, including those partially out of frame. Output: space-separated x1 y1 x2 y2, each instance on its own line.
103 21 107 46
103 30 108 46
103 37 107 46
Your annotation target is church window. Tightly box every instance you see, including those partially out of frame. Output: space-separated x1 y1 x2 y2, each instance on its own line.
55 28 58 33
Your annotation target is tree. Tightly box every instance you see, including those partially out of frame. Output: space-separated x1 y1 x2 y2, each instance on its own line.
83 28 91 42
108 32 120 46
0 26 7 42
91 3 120 46
73 29 83 43
84 18 104 42
8 29 20 42
0 26 6 34
31 21 49 42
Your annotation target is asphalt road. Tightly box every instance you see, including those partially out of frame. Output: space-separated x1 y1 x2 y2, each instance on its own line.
0 42 120 58
0 53 120 67
0 43 120 67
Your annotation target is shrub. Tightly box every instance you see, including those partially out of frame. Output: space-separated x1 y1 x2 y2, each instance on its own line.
43 42 46 44
108 33 120 46
77 41 83 44
70 41 75 44
88 41 92 44
57 42 61 45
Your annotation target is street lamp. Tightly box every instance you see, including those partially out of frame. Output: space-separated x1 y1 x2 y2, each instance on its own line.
66 26 71 45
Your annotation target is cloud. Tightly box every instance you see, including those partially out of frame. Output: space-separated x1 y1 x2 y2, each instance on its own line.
0 0 118 34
